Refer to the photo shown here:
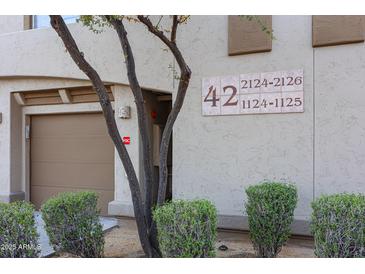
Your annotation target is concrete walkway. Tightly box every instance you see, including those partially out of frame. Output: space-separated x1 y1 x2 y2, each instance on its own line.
35 212 119 257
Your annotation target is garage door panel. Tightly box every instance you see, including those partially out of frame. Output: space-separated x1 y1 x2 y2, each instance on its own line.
31 186 113 215
31 137 114 163
31 113 108 137
31 162 114 189
30 113 114 215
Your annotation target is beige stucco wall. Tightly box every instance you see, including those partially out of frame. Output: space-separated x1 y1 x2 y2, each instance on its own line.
0 16 173 91
1 16 365 234
0 84 11 200
109 85 141 216
314 43 365 196
174 16 314 233
0 16 24 34
172 15 365 233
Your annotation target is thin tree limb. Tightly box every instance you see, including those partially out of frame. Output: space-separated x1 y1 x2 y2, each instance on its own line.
171 16 178 43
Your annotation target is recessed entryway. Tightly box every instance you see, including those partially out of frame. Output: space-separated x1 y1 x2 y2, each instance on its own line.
142 90 172 202
30 113 114 215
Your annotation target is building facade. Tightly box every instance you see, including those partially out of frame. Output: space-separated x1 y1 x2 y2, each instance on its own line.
0 15 364 234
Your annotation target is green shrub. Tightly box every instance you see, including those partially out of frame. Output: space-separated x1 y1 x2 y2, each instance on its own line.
0 201 40 258
311 193 365 258
41 191 104 257
245 182 298 258
153 199 217 258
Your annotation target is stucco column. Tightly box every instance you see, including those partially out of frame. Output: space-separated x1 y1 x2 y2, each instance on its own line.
0 87 11 202
108 85 139 216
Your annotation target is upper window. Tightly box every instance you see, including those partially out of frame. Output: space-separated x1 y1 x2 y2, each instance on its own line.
32 15 79 29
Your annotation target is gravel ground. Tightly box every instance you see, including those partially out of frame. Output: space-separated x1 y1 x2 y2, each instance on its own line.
102 217 315 258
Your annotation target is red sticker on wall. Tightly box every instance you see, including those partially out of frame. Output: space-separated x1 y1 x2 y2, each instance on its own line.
122 136 130 145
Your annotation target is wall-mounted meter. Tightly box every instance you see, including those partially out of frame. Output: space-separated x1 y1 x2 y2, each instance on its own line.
118 106 131 119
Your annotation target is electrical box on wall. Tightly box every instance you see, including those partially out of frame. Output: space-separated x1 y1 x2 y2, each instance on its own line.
118 106 131 119
25 125 30 139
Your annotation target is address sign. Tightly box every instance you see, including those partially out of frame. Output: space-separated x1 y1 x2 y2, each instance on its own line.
202 69 304 116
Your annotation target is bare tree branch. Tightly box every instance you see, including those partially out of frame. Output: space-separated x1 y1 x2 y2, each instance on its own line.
137 15 191 205
171 16 178 43
49 15 154 257
104 16 156 231
155 15 164 30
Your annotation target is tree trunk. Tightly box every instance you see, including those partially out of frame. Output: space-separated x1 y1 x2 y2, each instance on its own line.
105 16 161 256
137 16 192 206
49 15 154 257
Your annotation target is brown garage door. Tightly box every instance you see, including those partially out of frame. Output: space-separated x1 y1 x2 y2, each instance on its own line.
30 113 114 215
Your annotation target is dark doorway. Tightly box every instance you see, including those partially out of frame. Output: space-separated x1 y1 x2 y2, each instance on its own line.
141 90 172 203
